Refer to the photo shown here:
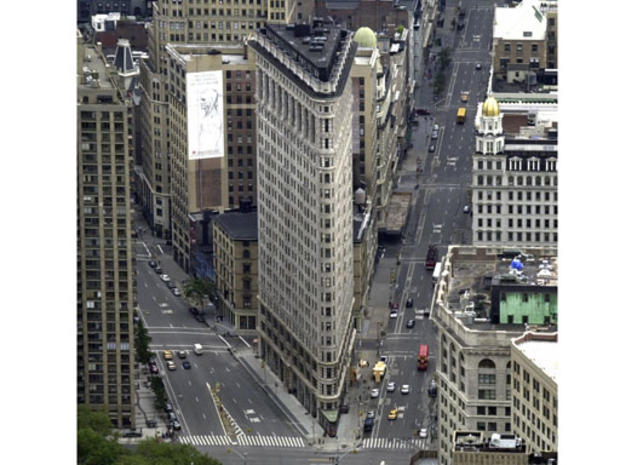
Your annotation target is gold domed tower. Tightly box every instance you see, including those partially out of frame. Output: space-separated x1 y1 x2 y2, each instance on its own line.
475 95 504 155
481 96 500 117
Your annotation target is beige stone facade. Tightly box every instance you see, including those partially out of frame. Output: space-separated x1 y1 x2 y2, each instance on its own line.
510 332 558 454
249 22 358 432
77 33 135 428
431 246 557 465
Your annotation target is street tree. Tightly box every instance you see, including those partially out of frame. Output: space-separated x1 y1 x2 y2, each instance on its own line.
182 277 214 313
135 317 154 365
78 405 115 436
135 439 222 465
433 71 446 97
148 375 168 410
438 47 452 71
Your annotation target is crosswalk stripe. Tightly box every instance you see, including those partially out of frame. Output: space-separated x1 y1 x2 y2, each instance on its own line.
180 434 307 448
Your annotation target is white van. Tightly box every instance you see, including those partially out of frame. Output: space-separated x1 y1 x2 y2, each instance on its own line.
432 262 441 283
193 343 203 355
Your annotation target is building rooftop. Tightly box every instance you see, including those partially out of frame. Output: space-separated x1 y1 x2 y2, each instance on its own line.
166 43 249 66
378 191 411 236
265 21 346 80
249 19 357 98
512 332 558 383
493 0 547 41
440 246 557 332
212 210 258 241
453 431 526 454
80 42 114 90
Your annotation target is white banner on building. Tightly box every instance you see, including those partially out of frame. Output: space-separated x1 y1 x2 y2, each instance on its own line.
187 70 224 160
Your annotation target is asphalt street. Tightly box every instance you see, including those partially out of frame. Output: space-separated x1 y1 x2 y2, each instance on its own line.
135 246 305 444
361 0 497 445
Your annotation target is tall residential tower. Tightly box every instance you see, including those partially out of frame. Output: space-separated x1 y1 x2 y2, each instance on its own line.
249 21 358 434
77 32 135 428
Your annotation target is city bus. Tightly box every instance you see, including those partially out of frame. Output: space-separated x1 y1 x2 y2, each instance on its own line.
417 344 429 371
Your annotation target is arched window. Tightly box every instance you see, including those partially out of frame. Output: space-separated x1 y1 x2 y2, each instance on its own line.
478 359 496 369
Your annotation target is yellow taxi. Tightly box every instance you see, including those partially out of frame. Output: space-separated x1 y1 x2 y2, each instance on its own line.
163 350 173 360
388 408 398 420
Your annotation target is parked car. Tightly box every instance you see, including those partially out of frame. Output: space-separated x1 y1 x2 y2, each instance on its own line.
391 302 399 310
165 403 173 413
163 350 173 360
182 361 191 370
195 314 205 323
160 274 171 282
166 361 177 371
419 428 428 438
154 266 163 274
406 297 413 308
339 404 350 414
387 382 396 393
406 319 416 329
432 123 439 131
379 355 388 363
148 260 157 268
401 384 410 395
166 281 176 289
149 364 159 374
123 428 143 438
390 310 398 319
428 144 436 153
171 420 181 431
177 350 187 359
146 420 157 428
431 129 438 140
388 408 398 420
366 411 375 419
428 381 437 398
172 287 182 296
370 388 380 398
463 205 471 214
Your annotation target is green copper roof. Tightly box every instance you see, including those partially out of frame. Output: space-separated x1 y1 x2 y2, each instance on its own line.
353 27 377 48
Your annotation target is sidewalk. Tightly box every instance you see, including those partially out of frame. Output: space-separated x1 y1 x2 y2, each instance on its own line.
119 366 174 444
233 347 363 452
